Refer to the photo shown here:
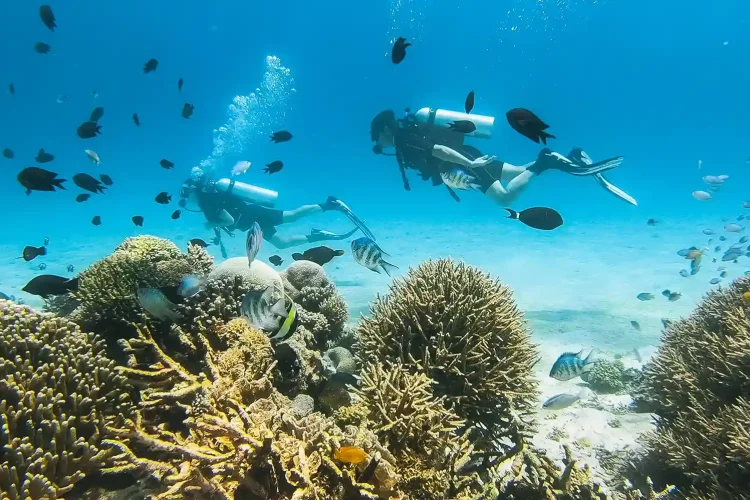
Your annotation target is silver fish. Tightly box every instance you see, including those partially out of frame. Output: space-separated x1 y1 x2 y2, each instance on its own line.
702 229 715 235
743 201 750 209
440 168 481 191
692 191 712 201
549 349 600 381
246 222 263 265
679 269 689 277
543 388 592 410
740 236 748 243
85 149 100 164
636 292 654 301
137 288 182 321
710 278 721 284
702 175 724 185
725 223 744 233
240 286 287 332
231 160 251 176
351 237 398 276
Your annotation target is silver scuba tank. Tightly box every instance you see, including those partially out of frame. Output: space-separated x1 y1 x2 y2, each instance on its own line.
413 107 495 139
214 178 278 207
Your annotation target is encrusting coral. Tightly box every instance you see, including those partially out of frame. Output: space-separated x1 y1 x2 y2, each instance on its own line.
0 300 132 499
636 275 750 498
71 236 213 335
356 258 539 451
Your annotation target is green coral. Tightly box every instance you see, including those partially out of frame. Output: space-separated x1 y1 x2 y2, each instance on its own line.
636 275 750 497
585 359 627 393
356 258 539 451
0 300 132 498
71 235 213 335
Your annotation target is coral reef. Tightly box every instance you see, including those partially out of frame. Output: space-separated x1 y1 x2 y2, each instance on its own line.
282 261 331 295
0 300 132 498
71 235 213 335
208 257 282 292
636 275 750 497
356 258 539 451
582 359 633 394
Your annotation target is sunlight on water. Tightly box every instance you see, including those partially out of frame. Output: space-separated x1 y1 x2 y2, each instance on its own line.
496 0 602 35
198 55 296 174
386 0 428 49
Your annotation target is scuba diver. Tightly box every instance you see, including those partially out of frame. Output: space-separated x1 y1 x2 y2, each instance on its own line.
370 108 637 206
179 167 375 251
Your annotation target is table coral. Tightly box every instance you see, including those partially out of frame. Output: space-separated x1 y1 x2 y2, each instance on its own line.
356 258 539 451
0 300 132 499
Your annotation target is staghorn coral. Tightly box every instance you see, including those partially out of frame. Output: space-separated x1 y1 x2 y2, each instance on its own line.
0 300 132 498
636 275 750 498
71 235 213 334
356 258 539 451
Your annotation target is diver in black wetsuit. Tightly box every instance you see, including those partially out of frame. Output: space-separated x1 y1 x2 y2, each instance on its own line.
179 170 371 249
370 109 636 206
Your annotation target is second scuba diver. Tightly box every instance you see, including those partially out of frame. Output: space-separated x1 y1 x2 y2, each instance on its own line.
179 167 376 251
370 108 637 206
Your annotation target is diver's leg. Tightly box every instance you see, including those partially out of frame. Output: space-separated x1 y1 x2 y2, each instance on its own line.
281 204 323 223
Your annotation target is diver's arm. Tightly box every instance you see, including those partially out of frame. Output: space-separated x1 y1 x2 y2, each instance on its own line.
431 145 494 169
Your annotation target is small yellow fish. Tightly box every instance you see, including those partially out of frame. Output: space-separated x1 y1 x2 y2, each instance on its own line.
334 446 368 464
743 291 750 304
686 249 703 260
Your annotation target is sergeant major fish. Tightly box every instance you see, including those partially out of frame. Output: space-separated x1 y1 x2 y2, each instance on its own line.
440 168 481 191
351 237 398 276
246 222 263 265
549 349 600 381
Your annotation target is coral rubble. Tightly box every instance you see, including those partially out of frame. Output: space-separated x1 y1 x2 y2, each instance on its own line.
0 300 132 498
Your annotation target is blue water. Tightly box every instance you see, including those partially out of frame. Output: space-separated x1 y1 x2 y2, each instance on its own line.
2 0 750 308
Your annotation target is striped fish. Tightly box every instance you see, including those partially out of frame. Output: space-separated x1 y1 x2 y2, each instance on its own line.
549 349 600 381
440 167 481 191
351 237 398 276
246 221 263 266
240 286 298 340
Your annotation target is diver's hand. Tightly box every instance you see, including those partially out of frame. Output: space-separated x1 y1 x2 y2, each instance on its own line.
470 155 495 169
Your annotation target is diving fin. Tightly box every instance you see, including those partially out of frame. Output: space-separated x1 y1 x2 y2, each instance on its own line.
333 198 377 241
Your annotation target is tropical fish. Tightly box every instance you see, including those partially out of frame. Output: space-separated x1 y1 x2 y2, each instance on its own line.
441 168 481 190
391 37 411 64
85 149 101 164
77 121 102 139
67 265 74 273
240 286 290 334
685 248 703 260
231 161 251 176
269 255 283 266
91 215 101 226
2 148 13 159
189 238 209 248
171 210 181 220
542 388 593 411
155 192 171 204
133 113 140 126
710 278 721 285
703 229 715 235
182 103 194 118
677 247 697 257
246 222 263 265
744 291 750 304
178 77 184 91
690 259 701 275
720 271 727 278
8 84 14 95
334 446 368 464
143 58 158 73
725 223 744 232
636 293 654 301
23 275 78 297
647 218 658 226
270 130 293 143
506 108 555 144
177 275 203 298
464 90 475 114
692 191 711 201
743 201 750 209
720 236 727 241
351 237 398 276
73 173 107 193
447 120 477 134
679 269 689 277
630 320 641 331
662 290 681 301
504 207 563 231
132 216 144 227
35 148 54 163
137 287 182 321
17 167 66 194
661 318 673 329
549 349 600 381
90 106 104 122
264 161 283 174
292 246 344 266
160 159 175 169
38 263 46 270
703 175 725 185
99 174 113 186
34 42 51 54
20 245 46 262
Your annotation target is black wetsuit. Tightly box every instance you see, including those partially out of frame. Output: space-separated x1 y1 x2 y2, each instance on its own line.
393 115 505 199
197 191 283 237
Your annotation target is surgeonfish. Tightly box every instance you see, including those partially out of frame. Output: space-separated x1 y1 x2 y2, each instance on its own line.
549 349 600 381
441 168 481 191
137 287 182 321
246 222 263 265
351 237 398 276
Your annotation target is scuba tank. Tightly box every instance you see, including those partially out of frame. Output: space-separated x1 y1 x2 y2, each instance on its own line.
213 178 278 207
413 107 495 139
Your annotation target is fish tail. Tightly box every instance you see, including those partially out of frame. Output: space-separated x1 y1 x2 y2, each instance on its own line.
52 178 67 190
583 348 601 368
504 208 520 220
65 277 79 292
334 250 345 256
381 260 399 277
539 131 555 145
291 253 302 260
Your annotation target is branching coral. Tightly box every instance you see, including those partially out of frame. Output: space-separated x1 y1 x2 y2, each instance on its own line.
71 236 213 334
356 258 539 451
637 275 750 497
0 300 132 498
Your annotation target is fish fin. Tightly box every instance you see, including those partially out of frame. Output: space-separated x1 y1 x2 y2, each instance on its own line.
381 261 399 277
292 253 302 260
583 348 601 367
446 185 460 202
270 298 288 318
469 182 483 191
334 250 345 256
368 266 382 274
65 277 79 292
539 131 555 144
51 178 66 190
504 208 520 220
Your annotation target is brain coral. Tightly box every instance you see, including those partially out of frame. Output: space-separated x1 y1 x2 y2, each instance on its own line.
72 235 213 334
0 300 132 498
356 258 539 450
638 276 750 497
